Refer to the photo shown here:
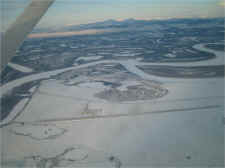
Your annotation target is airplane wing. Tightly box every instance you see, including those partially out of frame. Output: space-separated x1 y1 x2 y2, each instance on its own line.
1 0 55 72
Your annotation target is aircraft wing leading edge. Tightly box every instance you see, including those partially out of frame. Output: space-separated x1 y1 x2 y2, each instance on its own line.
1 0 55 72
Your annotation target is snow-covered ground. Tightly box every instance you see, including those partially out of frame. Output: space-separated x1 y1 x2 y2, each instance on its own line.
1 42 224 125
117 81 142 91
77 81 109 90
139 43 224 67
1 42 224 167
113 50 141 57
76 56 103 62
2 104 223 167
164 53 176 58
1 42 223 96
0 60 117 97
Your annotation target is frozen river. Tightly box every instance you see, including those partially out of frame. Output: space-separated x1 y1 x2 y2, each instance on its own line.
1 42 224 97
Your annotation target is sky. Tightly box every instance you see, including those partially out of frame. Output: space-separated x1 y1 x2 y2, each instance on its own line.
1 0 225 31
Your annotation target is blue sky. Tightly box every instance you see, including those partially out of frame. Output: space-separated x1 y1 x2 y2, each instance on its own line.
1 0 224 30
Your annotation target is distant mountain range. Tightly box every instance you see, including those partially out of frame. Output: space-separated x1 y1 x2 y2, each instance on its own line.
32 17 224 34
